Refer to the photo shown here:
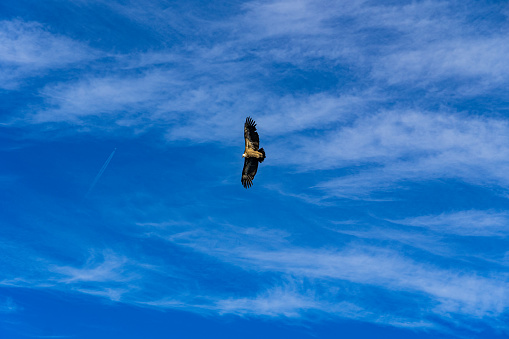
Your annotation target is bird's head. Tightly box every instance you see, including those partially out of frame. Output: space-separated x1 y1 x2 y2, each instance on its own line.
242 153 246 158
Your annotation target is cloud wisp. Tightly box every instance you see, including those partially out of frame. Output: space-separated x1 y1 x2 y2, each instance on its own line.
0 19 98 90
126 220 508 331
3 0 506 203
286 110 509 198
4 0 506 140
391 210 509 237
1 193 508 335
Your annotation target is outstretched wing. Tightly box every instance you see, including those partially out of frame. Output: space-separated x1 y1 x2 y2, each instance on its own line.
241 157 259 188
244 116 259 151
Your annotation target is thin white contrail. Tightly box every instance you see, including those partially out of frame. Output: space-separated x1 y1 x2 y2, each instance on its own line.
84 148 116 198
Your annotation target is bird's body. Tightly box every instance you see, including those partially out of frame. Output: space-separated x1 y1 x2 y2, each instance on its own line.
243 148 264 158
242 117 266 188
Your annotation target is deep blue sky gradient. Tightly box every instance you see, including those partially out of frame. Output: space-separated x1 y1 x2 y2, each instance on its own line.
1 0 509 338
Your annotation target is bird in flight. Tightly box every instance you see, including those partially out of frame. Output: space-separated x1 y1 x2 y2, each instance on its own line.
242 117 266 188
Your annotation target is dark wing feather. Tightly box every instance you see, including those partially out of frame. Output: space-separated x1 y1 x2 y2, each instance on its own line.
244 116 259 151
241 157 259 188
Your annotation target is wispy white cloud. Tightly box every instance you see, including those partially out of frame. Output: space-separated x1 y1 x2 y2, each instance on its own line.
9 0 508 151
49 250 134 283
215 283 329 318
0 247 142 303
239 0 342 37
0 19 98 90
257 92 370 136
1 216 507 332
74 287 130 302
274 110 509 197
374 37 509 93
327 223 458 260
391 210 509 237
34 70 180 123
263 183 333 206
34 64 369 143
142 287 435 329
152 223 509 323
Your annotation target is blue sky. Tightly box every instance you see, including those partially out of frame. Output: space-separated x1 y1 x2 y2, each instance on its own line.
1 0 509 338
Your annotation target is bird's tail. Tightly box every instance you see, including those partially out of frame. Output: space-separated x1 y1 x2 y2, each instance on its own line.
258 148 266 163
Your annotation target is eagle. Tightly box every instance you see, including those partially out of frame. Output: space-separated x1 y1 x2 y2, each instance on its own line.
242 117 266 188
